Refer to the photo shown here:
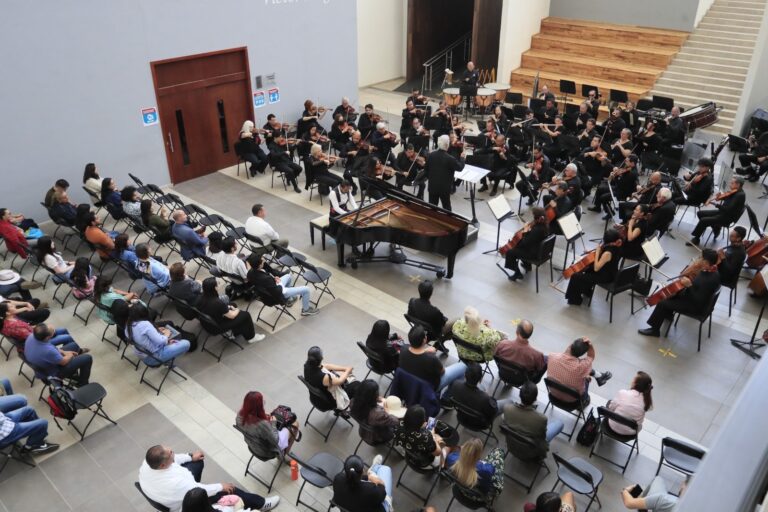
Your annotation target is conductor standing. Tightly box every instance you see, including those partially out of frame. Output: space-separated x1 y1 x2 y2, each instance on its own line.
426 135 464 211
460 61 479 114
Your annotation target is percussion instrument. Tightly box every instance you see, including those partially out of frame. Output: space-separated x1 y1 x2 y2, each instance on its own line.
679 102 719 132
443 87 462 107
484 82 511 102
474 88 495 108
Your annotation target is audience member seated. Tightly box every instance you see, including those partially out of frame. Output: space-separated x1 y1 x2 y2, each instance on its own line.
0 399 59 455
82 211 116 260
0 295 48 325
494 319 547 382
332 454 393 512
525 490 576 512
365 319 403 373
95 275 141 324
0 270 41 302
246 254 318 316
36 237 75 281
82 163 103 205
207 231 225 261
197 277 264 343
349 379 400 445
451 306 503 362
171 210 209 260
141 199 172 241
216 237 248 279
502 381 564 458
245 204 289 254
547 337 611 402
112 233 140 273
0 303 70 346
0 208 33 259
121 186 142 220
407 280 454 346
168 262 204 304
0 378 23 411
138 444 278 512
44 179 68 208
100 177 124 218
399 326 466 403
393 404 457 467
236 390 299 459
303 346 358 410
46 179 78 224
606 371 653 435
445 438 505 503
136 243 170 295
69 257 96 299
127 303 193 362
449 363 512 428
24 323 92 386
621 476 688 511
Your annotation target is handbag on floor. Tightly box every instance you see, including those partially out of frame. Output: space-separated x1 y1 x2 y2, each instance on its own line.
576 409 600 447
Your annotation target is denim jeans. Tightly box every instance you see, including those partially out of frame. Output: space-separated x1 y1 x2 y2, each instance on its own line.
546 418 565 442
0 282 30 300
49 328 74 347
438 362 467 398
0 378 12 395
57 341 92 386
144 339 191 366
2 406 49 448
279 274 312 311
370 464 393 512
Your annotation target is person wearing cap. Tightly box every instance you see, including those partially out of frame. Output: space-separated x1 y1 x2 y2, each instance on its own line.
349 379 401 446
0 269 41 301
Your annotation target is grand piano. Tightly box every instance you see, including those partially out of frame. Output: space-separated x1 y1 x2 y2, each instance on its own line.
327 183 470 279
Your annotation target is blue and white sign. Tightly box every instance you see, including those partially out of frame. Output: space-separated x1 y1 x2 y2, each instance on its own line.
268 87 280 104
253 91 266 108
141 107 158 127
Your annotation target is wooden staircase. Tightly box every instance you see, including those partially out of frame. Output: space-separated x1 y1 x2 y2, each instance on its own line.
509 17 689 118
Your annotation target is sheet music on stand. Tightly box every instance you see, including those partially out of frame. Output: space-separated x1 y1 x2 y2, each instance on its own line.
719 162 733 192
487 194 512 221
455 164 490 184
642 237 666 267
557 212 582 241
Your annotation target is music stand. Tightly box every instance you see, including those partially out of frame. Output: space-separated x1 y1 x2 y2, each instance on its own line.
652 95 675 111
560 79 576 113
464 134 488 149
423 115 440 131
731 267 768 359
640 236 670 282
556 212 586 270
512 104 529 120
505 92 523 105
483 195 517 255
456 163 491 225
610 89 629 104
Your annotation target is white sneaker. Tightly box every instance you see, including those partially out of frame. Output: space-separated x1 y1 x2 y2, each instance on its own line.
371 454 383 468
301 307 319 316
247 333 266 344
259 496 280 510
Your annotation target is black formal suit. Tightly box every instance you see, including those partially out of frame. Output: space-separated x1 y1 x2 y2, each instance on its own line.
425 149 463 211
675 173 713 206
692 189 746 239
718 244 746 285
619 183 661 222
504 222 549 272
646 270 721 330
549 195 573 236
646 200 676 235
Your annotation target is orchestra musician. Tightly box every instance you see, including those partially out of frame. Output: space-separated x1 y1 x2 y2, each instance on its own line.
329 179 358 218
460 61 479 113
687 175 746 246
735 133 768 182
268 134 302 193
542 163 582 206
298 99 326 138
476 133 515 196
564 228 623 306
395 144 426 199
636 120 663 169
332 97 357 123
237 120 269 177
299 125 329 159
621 101 641 135
504 207 550 282
638 249 721 337
547 182 573 236
587 89 601 118
426 135 464 211
538 84 556 103
330 113 356 152
308 143 343 192
577 135 611 195
663 106 685 147
451 115 465 138
432 100 453 141
541 116 565 161
620 204 650 260
362 156 395 201
575 103 592 129
577 118 598 151
491 105 509 134
644 187 675 236
340 130 368 195
610 128 634 165
603 108 627 143
370 122 399 165
407 88 429 107
540 99 558 124
590 154 640 220
404 117 429 150
618 171 662 222
718 227 747 286
358 103 379 141
262 114 286 151
447 132 464 160
400 99 424 140
674 157 714 206
516 146 553 205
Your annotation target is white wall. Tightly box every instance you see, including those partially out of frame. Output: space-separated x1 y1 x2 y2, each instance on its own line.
695 0 715 27
357 0 407 87
496 0 551 84
733 8 768 133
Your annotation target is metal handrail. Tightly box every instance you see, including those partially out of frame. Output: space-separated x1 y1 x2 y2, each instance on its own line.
422 31 472 92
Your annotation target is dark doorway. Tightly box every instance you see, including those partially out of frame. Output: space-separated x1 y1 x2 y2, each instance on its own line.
471 0 503 72
151 48 253 184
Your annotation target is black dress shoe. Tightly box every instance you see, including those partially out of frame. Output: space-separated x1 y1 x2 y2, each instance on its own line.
602 213 612 221
595 371 612 386
638 328 660 337
521 261 532 271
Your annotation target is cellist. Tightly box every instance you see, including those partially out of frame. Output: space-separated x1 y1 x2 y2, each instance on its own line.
639 249 720 337
564 228 623 306
502 207 549 282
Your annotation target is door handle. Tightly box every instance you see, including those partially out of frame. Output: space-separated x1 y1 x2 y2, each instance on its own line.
167 132 175 153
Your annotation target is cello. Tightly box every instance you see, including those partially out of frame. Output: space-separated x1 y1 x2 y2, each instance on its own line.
562 239 623 279
645 259 713 306
746 236 768 268
499 216 547 256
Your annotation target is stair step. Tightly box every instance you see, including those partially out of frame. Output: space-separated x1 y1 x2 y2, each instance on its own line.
676 50 752 65
676 46 755 60
651 89 740 108
683 38 756 51
540 17 688 47
521 50 660 87
704 13 764 23
669 58 749 74
688 34 757 47
711 2 767 11
655 77 743 95
706 10 765 20
662 71 746 88
530 34 677 67
696 25 760 36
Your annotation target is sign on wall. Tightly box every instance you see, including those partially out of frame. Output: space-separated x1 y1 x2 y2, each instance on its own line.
253 91 266 108
268 87 280 104
141 107 158 126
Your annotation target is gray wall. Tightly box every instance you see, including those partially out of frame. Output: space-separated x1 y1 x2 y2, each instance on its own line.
0 0 357 219
733 8 768 134
549 0 699 31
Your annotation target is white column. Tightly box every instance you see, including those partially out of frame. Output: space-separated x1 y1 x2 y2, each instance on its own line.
732 9 768 133
357 0 407 87
496 0 551 86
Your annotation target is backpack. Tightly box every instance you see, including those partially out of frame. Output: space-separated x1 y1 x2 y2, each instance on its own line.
271 405 297 431
576 409 600 447
46 381 77 420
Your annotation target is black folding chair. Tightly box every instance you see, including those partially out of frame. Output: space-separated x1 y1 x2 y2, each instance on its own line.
297 375 352 442
664 289 721 351
451 332 493 382
49 381 117 441
543 377 590 441
125 333 188 395
518 234 557 293
234 424 288 492
592 263 640 323
551 453 603 512
134 482 169 512
396 451 444 506
451 397 499 447
356 341 395 393
500 423 550 493
298 259 335 307
656 436 706 477
589 406 639 474
444 469 496 511
492 356 530 397
197 309 245 362
352 419 395 463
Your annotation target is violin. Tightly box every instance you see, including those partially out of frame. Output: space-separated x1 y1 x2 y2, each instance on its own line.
705 188 737 206
608 163 631 182
318 152 339 164
684 170 709 191
563 240 623 279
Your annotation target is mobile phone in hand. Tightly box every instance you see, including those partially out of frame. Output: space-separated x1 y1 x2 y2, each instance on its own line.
426 417 436 431
629 484 643 498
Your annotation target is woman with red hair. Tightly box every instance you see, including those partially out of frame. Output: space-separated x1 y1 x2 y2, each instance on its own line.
235 391 299 459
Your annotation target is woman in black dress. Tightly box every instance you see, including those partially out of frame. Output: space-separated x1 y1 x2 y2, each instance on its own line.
565 228 623 305
621 205 649 260
196 277 261 343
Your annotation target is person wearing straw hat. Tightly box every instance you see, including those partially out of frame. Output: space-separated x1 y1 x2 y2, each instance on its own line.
0 269 41 301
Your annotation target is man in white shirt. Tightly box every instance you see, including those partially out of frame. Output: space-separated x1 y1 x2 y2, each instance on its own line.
245 204 288 251
138 445 279 512
329 180 358 217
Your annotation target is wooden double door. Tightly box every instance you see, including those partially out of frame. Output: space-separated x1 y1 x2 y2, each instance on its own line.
151 48 253 183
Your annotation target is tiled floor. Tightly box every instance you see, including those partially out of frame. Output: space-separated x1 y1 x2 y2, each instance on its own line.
0 87 763 511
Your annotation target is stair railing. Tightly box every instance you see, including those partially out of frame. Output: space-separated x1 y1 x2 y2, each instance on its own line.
421 32 472 92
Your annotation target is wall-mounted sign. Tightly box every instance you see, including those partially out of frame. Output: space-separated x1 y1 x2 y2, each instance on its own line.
268 87 280 104
141 107 158 126
253 91 266 108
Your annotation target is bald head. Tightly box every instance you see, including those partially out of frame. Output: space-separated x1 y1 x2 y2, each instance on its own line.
171 210 185 223
650 172 662 185
516 319 534 340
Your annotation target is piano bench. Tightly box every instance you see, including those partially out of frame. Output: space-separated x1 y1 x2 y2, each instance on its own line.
310 215 330 250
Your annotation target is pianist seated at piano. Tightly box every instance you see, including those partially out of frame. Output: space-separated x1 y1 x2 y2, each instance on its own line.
329 180 358 218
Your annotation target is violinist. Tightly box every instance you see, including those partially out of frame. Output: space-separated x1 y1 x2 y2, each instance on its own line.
491 105 509 133
237 120 269 177
332 97 357 123
636 120 662 169
687 175 746 246
602 108 627 143
564 228 623 306
400 99 423 140
358 103 378 141
674 157 714 206
717 226 747 285
610 128 634 165
451 115 466 138
370 122 399 165
621 101 641 136
395 144 426 199
620 204 649 260
426 135 464 211
618 171 662 222
262 114 285 151
577 118 598 150
308 143 343 192
541 116 565 161
646 187 676 236
590 155 639 220
330 113 356 152
542 163 582 206
404 117 429 149
299 125 329 159
298 99 326 138
547 182 573 236
516 146 553 205
407 88 429 107
362 156 394 201
577 135 611 195
432 100 453 141
503 207 550 281
268 135 302 194
638 249 720 337
340 130 367 195
477 134 515 196
447 132 464 160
